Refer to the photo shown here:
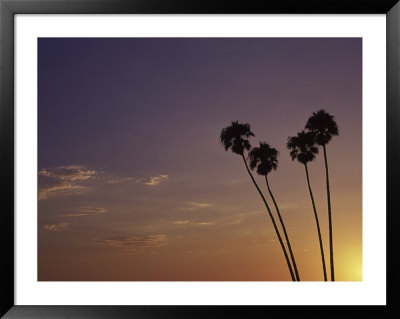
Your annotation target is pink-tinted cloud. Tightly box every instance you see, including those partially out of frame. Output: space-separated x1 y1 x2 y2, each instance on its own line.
96 234 167 253
62 206 106 217
43 222 71 232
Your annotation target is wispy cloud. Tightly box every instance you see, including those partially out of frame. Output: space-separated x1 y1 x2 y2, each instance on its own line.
171 219 216 226
43 222 71 232
172 220 190 225
39 165 98 181
144 175 168 186
196 221 217 226
62 206 106 217
106 175 168 187
38 165 98 200
185 201 212 208
96 234 167 253
106 177 136 184
38 183 88 200
179 201 213 211
171 210 260 228
171 219 224 227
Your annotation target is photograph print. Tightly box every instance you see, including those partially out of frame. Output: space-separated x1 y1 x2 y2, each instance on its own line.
38 38 362 281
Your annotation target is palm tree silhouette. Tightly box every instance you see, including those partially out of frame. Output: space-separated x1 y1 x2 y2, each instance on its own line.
220 121 296 281
305 110 338 281
248 142 301 281
287 131 328 281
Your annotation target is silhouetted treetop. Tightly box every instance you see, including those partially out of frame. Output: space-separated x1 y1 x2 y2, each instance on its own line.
305 110 339 146
248 142 279 176
220 121 254 155
287 131 319 165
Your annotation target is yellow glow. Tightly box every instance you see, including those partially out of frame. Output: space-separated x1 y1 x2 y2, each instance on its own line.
337 254 362 281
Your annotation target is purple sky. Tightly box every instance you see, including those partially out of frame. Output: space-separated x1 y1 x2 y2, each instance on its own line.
38 38 361 173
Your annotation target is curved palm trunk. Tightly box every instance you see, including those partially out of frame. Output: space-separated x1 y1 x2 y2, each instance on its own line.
304 164 327 281
240 154 296 281
323 145 334 281
265 175 300 281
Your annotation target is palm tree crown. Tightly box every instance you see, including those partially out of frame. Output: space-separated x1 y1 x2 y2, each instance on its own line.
287 131 319 165
248 142 278 176
305 109 338 146
220 121 254 155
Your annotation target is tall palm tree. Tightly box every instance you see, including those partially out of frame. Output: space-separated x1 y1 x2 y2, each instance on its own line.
305 110 339 281
249 142 301 281
287 131 328 281
220 121 296 281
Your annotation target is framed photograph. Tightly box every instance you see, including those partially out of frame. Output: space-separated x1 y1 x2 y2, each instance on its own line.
1 0 399 318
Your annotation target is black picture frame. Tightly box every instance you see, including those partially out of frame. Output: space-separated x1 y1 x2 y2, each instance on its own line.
1 0 399 318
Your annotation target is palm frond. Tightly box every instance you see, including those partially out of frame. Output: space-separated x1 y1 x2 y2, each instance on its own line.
305 109 339 145
248 142 279 176
220 121 255 155
287 130 319 165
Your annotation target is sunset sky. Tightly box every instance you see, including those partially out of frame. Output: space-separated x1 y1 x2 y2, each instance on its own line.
38 38 362 281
